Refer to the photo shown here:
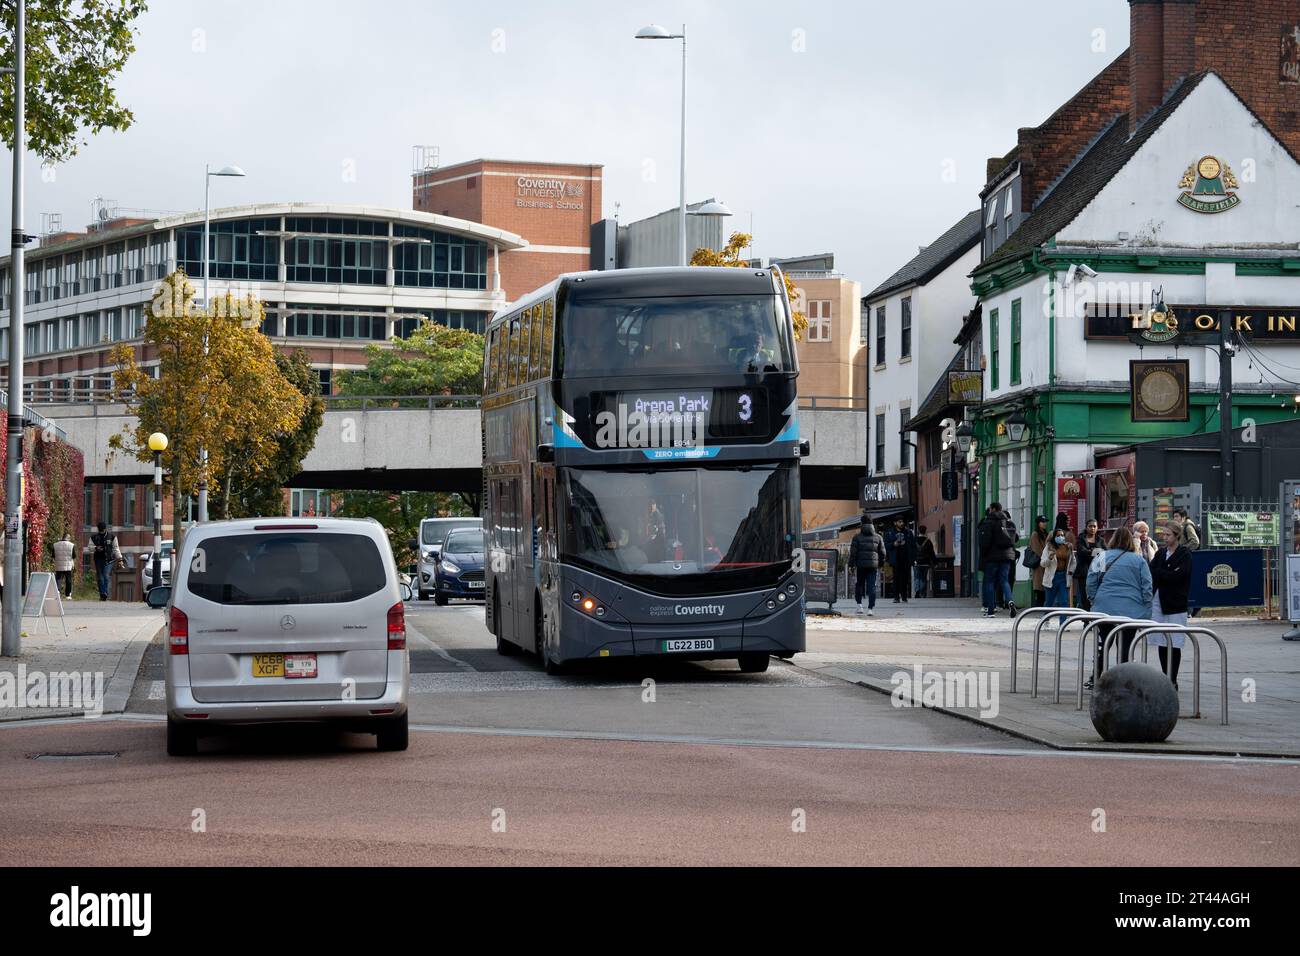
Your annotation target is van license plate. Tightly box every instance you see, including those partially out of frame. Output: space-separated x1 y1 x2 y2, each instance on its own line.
663 639 714 652
252 654 284 678
283 654 318 679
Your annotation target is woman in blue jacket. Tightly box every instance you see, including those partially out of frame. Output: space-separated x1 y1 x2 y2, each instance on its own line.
1084 526 1153 688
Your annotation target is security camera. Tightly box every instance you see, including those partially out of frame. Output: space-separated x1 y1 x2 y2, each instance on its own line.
1076 263 1098 278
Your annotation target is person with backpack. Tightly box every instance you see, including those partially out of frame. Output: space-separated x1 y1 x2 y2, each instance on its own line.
913 525 936 598
847 517 886 615
978 503 1019 618
90 522 122 601
1084 526 1153 688
1172 507 1201 551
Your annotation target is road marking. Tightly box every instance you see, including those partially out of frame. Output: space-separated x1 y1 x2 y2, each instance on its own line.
406 618 477 672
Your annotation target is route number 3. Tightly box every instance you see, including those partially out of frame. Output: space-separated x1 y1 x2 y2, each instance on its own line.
737 392 753 423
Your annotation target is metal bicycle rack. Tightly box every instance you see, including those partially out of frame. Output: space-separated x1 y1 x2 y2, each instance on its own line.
1132 625 1230 725
1074 617 1145 710
1047 612 1107 703
1011 607 1094 694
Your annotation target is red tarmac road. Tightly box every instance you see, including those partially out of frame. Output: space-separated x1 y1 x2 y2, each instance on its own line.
1 719 1297 865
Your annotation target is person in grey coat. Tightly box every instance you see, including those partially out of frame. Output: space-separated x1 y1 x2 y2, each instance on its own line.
848 517 886 616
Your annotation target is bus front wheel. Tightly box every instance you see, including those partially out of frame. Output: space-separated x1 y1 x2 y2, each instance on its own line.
536 599 566 676
738 653 770 674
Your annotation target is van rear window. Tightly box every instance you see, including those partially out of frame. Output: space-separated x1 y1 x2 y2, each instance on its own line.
420 519 479 545
185 533 386 605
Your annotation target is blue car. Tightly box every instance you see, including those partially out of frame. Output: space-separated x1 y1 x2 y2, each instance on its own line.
433 528 486 605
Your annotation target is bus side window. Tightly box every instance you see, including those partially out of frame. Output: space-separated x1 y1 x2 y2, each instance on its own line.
541 299 555 377
485 328 498 393
529 304 543 379
507 317 521 388
520 307 534 383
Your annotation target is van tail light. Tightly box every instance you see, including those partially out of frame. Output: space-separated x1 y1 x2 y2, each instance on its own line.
387 602 406 650
169 607 189 655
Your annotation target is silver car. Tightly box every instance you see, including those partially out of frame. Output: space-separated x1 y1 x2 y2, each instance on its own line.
147 517 411 756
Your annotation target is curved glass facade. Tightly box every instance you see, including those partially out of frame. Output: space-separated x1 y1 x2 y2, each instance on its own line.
177 217 280 281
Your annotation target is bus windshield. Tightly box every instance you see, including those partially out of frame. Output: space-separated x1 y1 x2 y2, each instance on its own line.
561 295 790 377
559 463 797 595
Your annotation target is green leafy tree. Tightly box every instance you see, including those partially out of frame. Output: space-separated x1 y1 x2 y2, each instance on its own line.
211 348 325 519
336 320 484 398
0 0 149 163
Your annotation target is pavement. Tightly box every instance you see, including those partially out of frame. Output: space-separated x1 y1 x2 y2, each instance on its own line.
802 596 1300 757
0 601 161 721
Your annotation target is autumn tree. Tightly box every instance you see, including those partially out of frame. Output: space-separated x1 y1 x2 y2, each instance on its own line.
335 320 484 398
0 0 149 162
690 232 809 340
334 491 474 568
109 270 307 552
210 348 325 519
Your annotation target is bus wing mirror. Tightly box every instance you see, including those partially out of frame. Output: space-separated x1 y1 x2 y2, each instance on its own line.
537 443 555 463
798 439 811 458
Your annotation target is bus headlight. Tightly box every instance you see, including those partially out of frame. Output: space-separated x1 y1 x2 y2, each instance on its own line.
776 592 787 603
766 600 777 610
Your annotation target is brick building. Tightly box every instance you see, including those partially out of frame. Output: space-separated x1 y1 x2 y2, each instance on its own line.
413 158 603 301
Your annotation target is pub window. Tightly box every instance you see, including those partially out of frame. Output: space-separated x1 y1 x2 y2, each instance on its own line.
899 409 911 469
875 306 886 365
1010 298 1022 386
989 308 1000 391
925 430 941 470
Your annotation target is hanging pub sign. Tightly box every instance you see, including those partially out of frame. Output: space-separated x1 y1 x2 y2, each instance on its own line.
947 370 983 405
1087 305 1300 344
1130 359 1190 422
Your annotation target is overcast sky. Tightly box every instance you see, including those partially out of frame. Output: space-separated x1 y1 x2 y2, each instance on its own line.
1 0 1131 293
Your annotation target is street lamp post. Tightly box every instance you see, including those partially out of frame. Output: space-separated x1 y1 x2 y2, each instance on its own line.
636 24 688 266
2 0 28 657
196 164 245 523
148 432 168 594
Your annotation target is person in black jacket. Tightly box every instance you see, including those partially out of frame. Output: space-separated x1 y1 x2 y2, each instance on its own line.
884 517 918 603
1145 523 1193 687
978 503 1019 618
847 517 886 615
1072 518 1102 610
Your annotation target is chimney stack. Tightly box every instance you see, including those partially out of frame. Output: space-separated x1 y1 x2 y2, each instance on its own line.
1129 0 1198 130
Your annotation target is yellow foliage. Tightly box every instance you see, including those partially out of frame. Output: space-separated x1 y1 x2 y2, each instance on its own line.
689 231 809 340
111 270 307 513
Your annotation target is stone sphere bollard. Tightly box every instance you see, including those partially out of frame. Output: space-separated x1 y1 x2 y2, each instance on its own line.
1089 661 1179 743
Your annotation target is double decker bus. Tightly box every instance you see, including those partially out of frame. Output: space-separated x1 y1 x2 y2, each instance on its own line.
482 266 807 674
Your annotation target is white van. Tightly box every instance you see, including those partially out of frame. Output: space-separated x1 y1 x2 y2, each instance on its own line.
414 516 481 600
148 517 411 756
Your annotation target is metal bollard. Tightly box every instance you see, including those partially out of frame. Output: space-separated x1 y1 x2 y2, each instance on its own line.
1133 625 1229 725
1101 620 1162 672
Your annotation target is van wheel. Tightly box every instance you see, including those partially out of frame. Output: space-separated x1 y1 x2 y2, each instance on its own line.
536 599 566 676
375 712 409 752
166 718 198 757
738 653 770 674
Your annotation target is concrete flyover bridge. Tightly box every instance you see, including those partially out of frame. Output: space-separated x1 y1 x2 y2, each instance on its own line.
35 393 866 497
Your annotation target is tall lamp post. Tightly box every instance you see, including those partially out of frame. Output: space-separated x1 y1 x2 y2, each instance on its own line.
148 432 168 593
196 163 245 523
2 0 28 657
636 24 688 266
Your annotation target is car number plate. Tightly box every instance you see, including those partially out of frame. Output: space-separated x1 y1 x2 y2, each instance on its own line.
663 639 714 653
468 580 484 589
252 654 284 678
283 653 318 679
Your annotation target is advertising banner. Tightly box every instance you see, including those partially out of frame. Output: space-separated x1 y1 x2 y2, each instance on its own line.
1187 549 1266 609
1056 477 1087 533
1206 511 1280 548
804 548 838 611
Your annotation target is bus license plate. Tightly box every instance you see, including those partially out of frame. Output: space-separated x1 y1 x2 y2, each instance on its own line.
663 639 714 653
